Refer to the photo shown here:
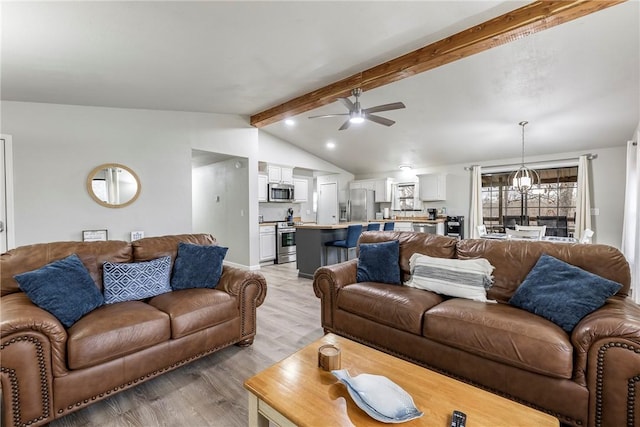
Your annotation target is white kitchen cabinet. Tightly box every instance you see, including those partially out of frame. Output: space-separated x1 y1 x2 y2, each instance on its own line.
259 225 276 262
293 178 308 202
258 174 268 202
267 165 293 184
280 167 293 184
418 174 447 201
374 178 392 202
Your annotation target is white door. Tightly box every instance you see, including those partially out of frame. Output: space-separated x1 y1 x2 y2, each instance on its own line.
318 182 338 225
0 135 15 252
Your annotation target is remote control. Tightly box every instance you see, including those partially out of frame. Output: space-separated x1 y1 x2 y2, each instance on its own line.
450 410 467 427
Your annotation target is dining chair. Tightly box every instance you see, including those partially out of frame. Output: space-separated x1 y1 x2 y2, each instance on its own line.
515 224 547 237
324 224 363 264
367 223 381 231
505 228 544 240
383 222 395 231
579 228 594 244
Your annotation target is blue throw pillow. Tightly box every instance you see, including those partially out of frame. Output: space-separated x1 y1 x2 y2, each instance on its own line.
171 243 228 290
509 254 622 332
103 256 172 304
14 254 104 327
357 240 401 285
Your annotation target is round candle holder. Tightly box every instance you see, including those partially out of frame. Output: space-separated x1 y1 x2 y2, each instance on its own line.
318 344 341 371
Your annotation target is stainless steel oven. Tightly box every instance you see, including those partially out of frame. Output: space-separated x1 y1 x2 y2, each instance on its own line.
276 222 296 264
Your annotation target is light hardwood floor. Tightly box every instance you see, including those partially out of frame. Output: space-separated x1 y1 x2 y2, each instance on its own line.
50 262 324 427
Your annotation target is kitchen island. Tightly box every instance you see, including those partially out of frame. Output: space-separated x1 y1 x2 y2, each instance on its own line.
295 222 365 279
295 218 446 278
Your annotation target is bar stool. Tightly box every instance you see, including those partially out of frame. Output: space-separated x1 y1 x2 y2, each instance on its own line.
324 224 363 264
383 222 395 231
367 223 381 231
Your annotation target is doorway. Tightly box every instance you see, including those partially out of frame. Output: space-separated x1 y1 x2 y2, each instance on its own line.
0 135 15 252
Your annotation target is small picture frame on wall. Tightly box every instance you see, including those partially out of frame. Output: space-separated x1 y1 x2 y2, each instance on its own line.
82 229 108 242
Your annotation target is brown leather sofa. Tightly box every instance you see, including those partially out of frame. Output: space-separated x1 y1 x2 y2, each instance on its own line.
313 231 640 427
0 234 267 427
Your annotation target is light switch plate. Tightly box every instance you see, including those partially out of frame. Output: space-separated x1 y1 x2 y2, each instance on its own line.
590 208 600 216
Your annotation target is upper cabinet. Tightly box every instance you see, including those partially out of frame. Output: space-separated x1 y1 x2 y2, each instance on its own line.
418 174 447 201
293 178 309 203
349 178 392 202
258 174 268 202
268 165 293 184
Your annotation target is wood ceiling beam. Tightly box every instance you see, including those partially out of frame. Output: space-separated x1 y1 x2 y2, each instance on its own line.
250 0 626 128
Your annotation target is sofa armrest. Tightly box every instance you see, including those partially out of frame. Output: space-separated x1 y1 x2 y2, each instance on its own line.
1 293 68 426
570 296 640 425
218 266 267 340
312 260 358 331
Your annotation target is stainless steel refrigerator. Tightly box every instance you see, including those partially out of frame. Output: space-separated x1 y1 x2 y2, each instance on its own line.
348 189 376 221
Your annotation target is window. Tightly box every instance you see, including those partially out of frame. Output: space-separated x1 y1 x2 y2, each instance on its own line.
394 183 420 211
481 167 578 237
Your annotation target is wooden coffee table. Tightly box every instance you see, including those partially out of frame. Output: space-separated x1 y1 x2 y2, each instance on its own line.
244 333 559 426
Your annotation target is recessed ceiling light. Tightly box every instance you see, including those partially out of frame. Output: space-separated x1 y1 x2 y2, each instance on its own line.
326 142 336 149
399 164 412 171
284 119 295 126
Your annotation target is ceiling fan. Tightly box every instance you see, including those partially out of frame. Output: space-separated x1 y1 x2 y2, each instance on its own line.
308 88 406 130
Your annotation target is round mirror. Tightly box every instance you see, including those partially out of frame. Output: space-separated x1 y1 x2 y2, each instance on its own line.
87 163 141 208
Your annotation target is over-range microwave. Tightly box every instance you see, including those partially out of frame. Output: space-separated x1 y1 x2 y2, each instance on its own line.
268 183 295 202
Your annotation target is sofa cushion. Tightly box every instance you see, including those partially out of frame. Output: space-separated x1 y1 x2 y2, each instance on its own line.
509 254 622 332
357 240 401 285
337 282 443 335
149 288 238 339
171 243 228 290
14 254 104 327
404 253 494 302
103 256 172 304
424 299 574 379
67 301 170 370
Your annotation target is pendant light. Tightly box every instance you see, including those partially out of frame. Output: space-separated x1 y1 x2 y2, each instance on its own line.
509 121 540 194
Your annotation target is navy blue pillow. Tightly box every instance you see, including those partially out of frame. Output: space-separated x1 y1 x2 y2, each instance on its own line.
171 243 228 290
509 254 622 332
14 254 104 327
357 240 401 285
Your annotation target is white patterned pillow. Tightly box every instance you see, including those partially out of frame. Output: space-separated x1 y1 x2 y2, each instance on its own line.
404 253 495 302
103 256 172 304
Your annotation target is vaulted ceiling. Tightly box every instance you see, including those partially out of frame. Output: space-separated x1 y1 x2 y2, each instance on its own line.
2 1 638 174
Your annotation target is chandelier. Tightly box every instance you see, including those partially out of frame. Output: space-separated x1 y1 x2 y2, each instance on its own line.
509 121 540 194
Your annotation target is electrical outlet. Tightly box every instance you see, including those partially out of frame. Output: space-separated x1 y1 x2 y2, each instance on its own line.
131 231 144 241
590 208 600 216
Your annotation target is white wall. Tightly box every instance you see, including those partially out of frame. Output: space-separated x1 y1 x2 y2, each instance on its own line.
1 101 261 268
358 146 628 248
192 157 250 266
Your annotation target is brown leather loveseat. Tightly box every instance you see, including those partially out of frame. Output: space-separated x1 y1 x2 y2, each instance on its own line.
313 231 640 427
0 234 267 427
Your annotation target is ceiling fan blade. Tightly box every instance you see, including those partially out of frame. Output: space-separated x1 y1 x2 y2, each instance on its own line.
338 119 351 131
308 113 349 119
363 102 406 114
338 97 355 111
366 114 395 127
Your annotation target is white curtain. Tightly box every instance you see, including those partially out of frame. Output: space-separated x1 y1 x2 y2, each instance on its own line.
469 166 483 238
574 155 592 241
622 140 640 304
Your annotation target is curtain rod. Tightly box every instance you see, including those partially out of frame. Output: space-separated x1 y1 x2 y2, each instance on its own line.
464 153 597 171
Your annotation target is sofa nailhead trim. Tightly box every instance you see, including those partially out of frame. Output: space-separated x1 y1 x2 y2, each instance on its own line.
1 335 50 427
595 342 640 427
56 338 239 417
